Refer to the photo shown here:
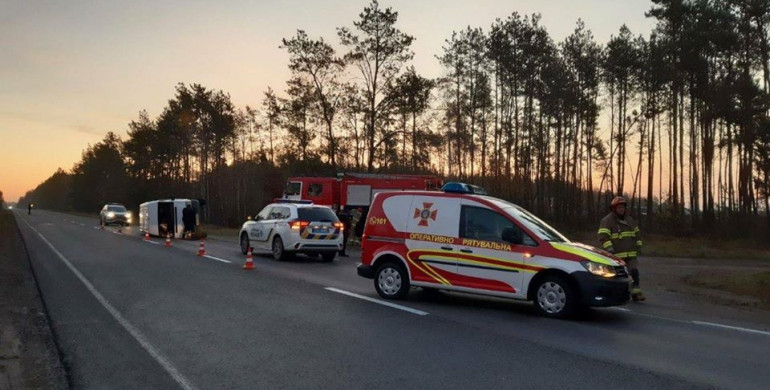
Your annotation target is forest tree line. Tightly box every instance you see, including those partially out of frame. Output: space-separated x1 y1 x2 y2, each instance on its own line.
18 0 770 239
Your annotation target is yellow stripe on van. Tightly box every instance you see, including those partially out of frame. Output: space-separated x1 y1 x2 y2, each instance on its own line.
405 251 451 286
550 242 618 266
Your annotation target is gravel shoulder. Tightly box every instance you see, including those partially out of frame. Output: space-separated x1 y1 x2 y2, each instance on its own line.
637 255 770 329
0 211 68 389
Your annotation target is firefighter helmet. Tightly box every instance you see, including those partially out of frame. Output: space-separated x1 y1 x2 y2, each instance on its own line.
610 196 627 210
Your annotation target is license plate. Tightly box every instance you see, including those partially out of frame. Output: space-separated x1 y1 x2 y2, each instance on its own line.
311 226 329 234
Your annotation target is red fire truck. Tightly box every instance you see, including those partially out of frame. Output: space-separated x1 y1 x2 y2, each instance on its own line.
282 173 444 211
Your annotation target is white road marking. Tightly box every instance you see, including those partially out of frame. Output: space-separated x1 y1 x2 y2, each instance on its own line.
146 240 161 245
325 287 429 316
692 321 770 337
80 223 85 226
19 219 197 390
203 255 232 264
608 307 770 336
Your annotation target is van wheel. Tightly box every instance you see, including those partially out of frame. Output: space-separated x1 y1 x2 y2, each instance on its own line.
240 233 250 255
534 275 579 319
272 236 293 261
374 262 409 300
321 252 335 262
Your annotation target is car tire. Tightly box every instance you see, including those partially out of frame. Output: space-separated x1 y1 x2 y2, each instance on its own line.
533 275 580 319
272 236 293 261
321 252 335 262
240 233 250 255
374 261 410 300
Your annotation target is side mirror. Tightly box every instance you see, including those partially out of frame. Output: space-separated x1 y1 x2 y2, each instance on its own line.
502 227 523 245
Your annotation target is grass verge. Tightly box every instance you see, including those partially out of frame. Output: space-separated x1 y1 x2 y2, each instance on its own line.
567 231 770 261
682 271 770 304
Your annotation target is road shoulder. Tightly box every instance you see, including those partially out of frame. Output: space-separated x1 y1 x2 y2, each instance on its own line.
0 211 68 389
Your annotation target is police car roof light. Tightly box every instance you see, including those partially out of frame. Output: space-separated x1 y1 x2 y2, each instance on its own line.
274 199 313 204
441 182 488 195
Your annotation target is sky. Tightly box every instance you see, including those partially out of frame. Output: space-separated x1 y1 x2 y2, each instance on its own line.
0 0 656 202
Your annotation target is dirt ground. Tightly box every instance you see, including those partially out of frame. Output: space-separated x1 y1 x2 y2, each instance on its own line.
636 255 770 329
0 211 68 389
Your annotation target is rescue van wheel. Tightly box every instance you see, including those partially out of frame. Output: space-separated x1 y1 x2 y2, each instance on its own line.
272 236 293 261
534 275 578 319
374 262 409 300
240 233 250 255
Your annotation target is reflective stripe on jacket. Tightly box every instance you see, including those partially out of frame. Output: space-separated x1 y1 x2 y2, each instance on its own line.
597 212 642 258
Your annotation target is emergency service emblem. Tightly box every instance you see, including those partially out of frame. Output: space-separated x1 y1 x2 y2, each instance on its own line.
413 202 438 227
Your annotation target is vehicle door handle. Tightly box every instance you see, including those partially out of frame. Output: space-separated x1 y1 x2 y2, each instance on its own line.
440 246 453 251
460 248 473 253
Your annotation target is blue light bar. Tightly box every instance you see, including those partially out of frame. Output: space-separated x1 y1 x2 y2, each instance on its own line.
441 182 488 195
274 199 314 204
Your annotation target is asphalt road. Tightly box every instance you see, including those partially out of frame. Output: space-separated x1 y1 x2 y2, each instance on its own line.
11 209 770 389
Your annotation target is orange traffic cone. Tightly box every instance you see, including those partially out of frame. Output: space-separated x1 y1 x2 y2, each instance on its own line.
243 247 255 270
165 233 172 247
144 232 150 241
197 239 206 256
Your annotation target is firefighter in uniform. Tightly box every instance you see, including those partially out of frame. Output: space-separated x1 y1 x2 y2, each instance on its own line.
598 196 646 301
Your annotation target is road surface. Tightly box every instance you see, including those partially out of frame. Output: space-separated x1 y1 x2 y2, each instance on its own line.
12 209 770 389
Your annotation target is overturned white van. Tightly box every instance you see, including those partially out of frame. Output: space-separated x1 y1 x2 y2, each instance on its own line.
139 199 201 238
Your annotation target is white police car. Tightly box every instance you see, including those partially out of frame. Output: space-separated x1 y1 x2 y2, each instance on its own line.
239 201 344 262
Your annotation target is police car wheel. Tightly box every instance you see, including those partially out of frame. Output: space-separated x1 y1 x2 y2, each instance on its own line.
272 236 293 261
534 275 577 319
321 252 335 262
374 262 409 300
240 233 249 255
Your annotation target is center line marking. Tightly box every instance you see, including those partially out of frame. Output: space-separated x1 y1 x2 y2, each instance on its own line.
18 218 197 390
203 255 231 264
325 287 429 316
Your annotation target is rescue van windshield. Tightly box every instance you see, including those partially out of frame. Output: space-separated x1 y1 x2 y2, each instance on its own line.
501 204 568 243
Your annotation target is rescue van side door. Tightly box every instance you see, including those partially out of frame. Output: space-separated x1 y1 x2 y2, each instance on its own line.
455 199 530 296
402 195 462 287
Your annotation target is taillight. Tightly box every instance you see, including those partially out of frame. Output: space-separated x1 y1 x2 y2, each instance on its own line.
290 220 310 230
333 222 344 230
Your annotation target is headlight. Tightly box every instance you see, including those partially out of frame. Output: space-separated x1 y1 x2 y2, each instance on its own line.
582 261 617 278
107 212 115 218
126 212 132 218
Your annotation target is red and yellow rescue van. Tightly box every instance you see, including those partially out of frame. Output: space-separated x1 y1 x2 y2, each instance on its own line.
357 183 631 318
